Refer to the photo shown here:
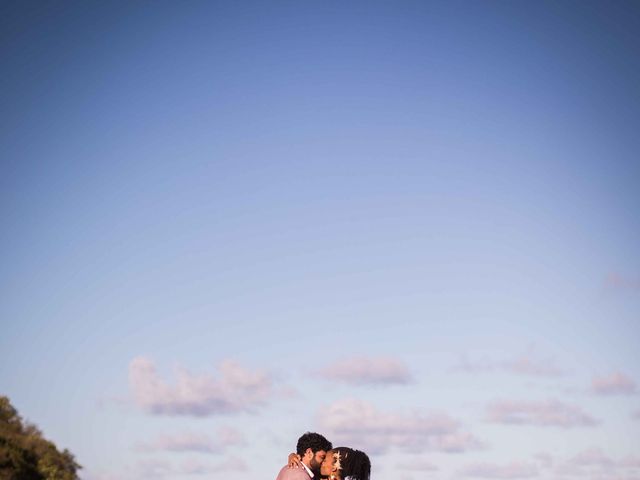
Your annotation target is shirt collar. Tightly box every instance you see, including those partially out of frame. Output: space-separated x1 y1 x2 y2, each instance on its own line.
301 462 314 478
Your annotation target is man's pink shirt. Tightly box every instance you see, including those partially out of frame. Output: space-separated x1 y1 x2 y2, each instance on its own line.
275 464 312 480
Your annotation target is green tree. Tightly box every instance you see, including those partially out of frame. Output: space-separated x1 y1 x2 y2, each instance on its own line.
0 396 80 480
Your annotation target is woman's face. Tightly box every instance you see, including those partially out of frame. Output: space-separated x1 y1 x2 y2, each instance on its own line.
320 450 338 477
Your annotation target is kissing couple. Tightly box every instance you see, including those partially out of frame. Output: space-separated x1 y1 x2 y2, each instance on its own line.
275 432 371 480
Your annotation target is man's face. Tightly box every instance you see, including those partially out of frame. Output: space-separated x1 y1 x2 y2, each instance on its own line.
308 449 327 471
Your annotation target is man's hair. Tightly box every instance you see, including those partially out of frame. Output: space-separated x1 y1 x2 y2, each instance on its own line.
332 446 371 480
296 432 332 456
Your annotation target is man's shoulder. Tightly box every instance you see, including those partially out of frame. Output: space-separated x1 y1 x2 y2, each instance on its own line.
275 465 310 480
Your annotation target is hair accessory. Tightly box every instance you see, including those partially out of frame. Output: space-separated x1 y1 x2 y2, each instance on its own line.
333 451 342 472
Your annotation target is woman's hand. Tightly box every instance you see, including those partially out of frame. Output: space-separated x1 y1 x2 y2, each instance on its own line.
288 453 302 468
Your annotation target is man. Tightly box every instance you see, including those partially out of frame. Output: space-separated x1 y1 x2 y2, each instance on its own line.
275 432 332 480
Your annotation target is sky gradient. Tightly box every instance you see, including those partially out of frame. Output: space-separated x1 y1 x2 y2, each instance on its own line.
1 2 639 480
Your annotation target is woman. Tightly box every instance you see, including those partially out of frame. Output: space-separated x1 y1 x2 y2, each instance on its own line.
320 447 370 480
289 446 371 480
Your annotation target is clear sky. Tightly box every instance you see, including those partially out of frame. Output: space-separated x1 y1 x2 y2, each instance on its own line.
1 1 639 479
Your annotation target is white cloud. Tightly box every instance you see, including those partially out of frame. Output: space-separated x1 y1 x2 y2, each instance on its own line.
454 350 565 377
318 398 482 455
135 427 245 454
591 372 637 396
133 456 248 478
129 357 272 416
460 461 539 479
554 447 640 478
135 459 173 479
136 432 220 454
569 448 615 468
216 426 247 447
532 453 554 469
211 455 249 473
486 399 597 428
180 459 211 475
619 455 640 469
398 459 439 471
82 473 126 480
503 353 565 377
131 455 248 479
482 449 640 480
316 356 412 386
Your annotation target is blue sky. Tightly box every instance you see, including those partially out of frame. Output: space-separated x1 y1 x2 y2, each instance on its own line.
1 2 639 479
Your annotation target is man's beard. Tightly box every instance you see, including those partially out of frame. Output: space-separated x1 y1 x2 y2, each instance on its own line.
309 460 322 478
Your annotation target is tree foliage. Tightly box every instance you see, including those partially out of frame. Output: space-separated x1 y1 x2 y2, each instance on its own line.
0 396 80 480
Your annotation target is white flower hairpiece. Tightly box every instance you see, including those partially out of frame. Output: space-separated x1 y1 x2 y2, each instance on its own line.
333 451 342 472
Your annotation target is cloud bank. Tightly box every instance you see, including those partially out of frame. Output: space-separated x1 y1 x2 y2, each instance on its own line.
398 459 439 472
460 461 539 479
135 427 246 454
486 399 597 428
129 357 272 416
318 398 482 455
316 356 412 386
460 449 640 480
591 372 636 396
136 433 219 454
455 351 565 377
554 447 640 478
134 456 247 479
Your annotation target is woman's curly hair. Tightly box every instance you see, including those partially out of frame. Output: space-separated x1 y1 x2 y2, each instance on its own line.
332 446 371 480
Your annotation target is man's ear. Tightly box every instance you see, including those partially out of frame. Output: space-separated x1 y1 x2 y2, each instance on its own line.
304 448 313 459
